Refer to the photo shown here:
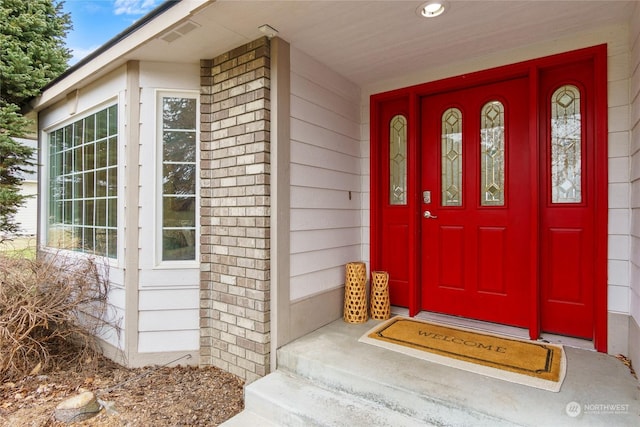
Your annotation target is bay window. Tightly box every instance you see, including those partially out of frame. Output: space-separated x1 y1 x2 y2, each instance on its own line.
47 104 118 258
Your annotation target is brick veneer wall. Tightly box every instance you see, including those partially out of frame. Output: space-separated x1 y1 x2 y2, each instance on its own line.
199 37 271 382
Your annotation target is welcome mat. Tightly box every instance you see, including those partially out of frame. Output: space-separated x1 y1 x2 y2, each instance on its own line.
359 317 566 392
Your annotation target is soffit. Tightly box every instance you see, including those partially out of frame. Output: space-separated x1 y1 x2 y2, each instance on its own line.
36 0 634 110
135 0 634 86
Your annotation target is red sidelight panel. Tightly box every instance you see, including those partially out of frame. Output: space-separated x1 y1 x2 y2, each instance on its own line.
539 59 597 339
371 96 414 308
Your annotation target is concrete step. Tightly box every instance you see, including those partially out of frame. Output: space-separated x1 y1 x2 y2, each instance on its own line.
219 410 278 427
223 319 640 426
236 370 424 426
275 324 513 427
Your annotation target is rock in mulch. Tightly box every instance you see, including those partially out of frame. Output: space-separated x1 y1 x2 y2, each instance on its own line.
54 391 101 423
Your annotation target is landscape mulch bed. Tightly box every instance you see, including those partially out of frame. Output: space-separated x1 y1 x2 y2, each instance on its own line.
0 356 244 426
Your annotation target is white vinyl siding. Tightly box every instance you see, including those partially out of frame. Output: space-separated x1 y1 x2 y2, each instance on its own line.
138 288 200 352
289 47 362 301
98 276 125 350
136 62 201 354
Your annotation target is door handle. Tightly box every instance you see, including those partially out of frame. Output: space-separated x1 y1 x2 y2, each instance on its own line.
423 210 438 219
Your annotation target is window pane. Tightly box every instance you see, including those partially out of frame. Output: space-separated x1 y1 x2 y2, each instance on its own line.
441 108 462 206
107 229 117 258
54 151 62 177
480 101 505 206
64 125 72 148
73 174 83 198
163 131 196 162
551 85 581 203
61 127 72 150
52 200 63 224
63 201 72 224
63 178 72 201
83 228 94 254
107 167 117 196
96 109 108 139
95 228 107 254
96 199 106 226
50 130 59 154
163 164 196 194
84 143 95 170
163 196 196 227
51 177 61 208
163 97 197 129
63 150 72 174
84 171 95 198
84 200 94 226
163 230 196 261
108 137 117 167
107 198 117 228
71 227 82 251
389 115 407 205
74 147 83 172
96 169 107 197
84 116 95 142
108 105 118 136
73 200 83 224
73 121 83 147
96 139 107 169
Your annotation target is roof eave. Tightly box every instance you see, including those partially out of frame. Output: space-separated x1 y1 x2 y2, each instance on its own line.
31 0 211 112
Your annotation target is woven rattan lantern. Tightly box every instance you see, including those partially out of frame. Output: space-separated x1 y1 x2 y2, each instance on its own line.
343 262 368 323
370 271 390 320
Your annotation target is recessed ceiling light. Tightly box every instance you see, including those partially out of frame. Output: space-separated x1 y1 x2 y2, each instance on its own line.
418 1 447 18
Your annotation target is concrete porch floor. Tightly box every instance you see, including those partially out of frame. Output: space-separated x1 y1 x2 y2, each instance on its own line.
224 317 639 426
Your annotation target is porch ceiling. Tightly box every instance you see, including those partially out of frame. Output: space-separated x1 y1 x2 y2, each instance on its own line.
135 0 634 86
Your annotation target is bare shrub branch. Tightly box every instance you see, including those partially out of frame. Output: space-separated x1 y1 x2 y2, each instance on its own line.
0 250 117 380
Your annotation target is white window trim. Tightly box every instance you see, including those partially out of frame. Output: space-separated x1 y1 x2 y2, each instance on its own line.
154 89 200 269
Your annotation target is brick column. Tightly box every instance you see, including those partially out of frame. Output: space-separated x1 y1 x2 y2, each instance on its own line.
200 37 271 382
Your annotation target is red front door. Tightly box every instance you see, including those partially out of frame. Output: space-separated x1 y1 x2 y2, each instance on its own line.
371 46 607 347
420 78 531 327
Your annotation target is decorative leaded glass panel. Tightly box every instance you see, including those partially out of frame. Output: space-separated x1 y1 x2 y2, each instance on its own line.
551 85 581 203
480 101 505 206
441 108 463 206
389 115 407 205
